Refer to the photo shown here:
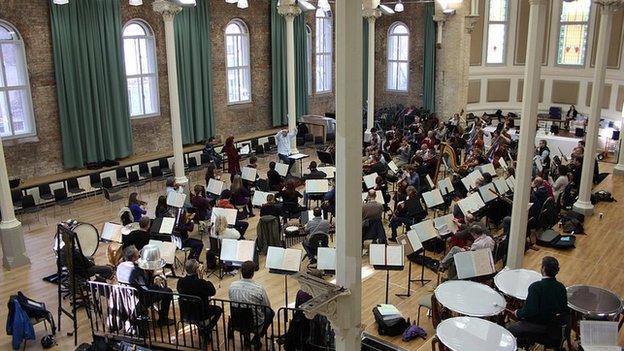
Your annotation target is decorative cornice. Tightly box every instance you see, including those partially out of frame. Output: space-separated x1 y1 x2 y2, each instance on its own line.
362 8 382 19
277 3 302 18
594 0 624 12
465 15 479 34
432 14 447 23
153 0 182 21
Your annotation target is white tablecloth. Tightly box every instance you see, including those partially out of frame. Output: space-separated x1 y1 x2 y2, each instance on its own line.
534 131 581 158
494 268 542 300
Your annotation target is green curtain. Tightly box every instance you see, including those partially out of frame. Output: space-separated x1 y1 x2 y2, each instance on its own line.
362 19 369 103
175 0 215 144
423 2 436 112
50 0 133 168
270 0 309 127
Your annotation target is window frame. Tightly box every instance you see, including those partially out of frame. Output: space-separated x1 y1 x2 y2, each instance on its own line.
315 9 333 94
224 18 252 105
386 22 410 93
556 0 592 67
122 19 160 119
0 20 37 140
484 0 509 65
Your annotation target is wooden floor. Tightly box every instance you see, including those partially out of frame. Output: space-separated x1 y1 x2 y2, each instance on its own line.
1 148 623 350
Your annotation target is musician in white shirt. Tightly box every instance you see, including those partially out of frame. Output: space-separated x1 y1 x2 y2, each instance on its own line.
275 128 297 174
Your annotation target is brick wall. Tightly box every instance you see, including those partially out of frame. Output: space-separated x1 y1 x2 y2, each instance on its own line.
0 0 424 180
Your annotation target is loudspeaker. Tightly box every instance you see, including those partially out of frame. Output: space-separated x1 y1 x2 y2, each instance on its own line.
612 130 620 141
575 128 585 137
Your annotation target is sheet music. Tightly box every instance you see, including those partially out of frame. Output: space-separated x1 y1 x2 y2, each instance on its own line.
468 192 486 210
388 161 399 174
410 219 438 242
479 163 496 176
479 183 498 203
274 162 289 177
220 239 238 262
461 169 482 191
580 321 619 347
438 177 455 195
211 207 238 225
534 156 543 172
207 178 225 196
252 190 270 207
237 240 256 262
493 178 510 194
423 189 444 208
399 232 423 255
369 244 403 267
101 222 122 243
363 173 378 189
220 239 256 263
317 247 336 271
506 176 516 191
239 144 251 155
362 190 385 204
433 214 458 236
265 246 302 273
288 153 308 160
167 191 186 208
499 157 508 170
426 174 435 188
454 249 495 279
241 167 257 182
306 179 329 193
160 217 176 234
317 166 335 179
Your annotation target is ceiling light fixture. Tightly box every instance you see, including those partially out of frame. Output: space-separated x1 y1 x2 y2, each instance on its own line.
237 0 249 9
129 0 143 6
298 0 316 12
53 0 69 4
394 0 404 12
378 4 395 15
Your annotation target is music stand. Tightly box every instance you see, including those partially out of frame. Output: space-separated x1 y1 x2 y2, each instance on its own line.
369 244 404 304
265 246 303 318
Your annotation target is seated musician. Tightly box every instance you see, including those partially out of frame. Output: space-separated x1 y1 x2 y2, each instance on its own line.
421 130 437 150
267 161 284 192
321 184 336 220
203 136 223 168
176 259 223 331
362 190 386 244
260 194 281 218
447 213 475 249
175 211 204 260
439 225 494 280
128 192 147 222
116 245 139 284
374 176 391 209
122 216 150 251
231 175 254 217
396 139 412 165
364 154 388 176
389 186 427 242
216 189 249 238
302 207 331 263
302 161 327 180
155 195 173 219
190 185 212 221
213 215 241 240
508 256 568 349
62 245 114 281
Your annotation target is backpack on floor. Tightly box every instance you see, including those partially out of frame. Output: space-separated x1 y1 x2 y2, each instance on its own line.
591 190 616 204
537 229 576 249
372 307 410 337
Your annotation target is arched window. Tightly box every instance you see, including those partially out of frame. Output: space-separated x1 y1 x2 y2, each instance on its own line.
557 0 591 66
485 0 509 64
122 20 159 118
315 9 332 93
387 22 409 92
0 20 35 138
225 19 251 104
306 25 312 95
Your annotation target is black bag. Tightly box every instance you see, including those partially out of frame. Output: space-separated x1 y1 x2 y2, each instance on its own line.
204 250 217 269
422 237 446 254
560 211 584 234
591 190 616 204
537 229 575 248
372 307 410 336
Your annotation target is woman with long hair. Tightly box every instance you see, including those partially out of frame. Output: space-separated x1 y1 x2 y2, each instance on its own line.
222 136 241 181
213 215 240 240
128 192 147 222
155 195 171 218
230 175 254 216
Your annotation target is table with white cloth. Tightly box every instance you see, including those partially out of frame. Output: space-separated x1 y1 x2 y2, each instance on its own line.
534 131 581 158
436 316 517 351
434 280 507 317
494 268 542 301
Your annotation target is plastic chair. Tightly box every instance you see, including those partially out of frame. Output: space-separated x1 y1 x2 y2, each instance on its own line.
20 194 46 227
53 188 73 217
159 158 172 174
66 177 85 196
116 168 129 184
11 188 23 209
38 184 55 202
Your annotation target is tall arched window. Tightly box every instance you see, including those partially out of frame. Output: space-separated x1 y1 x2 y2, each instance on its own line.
0 20 35 138
315 9 332 93
557 0 591 66
225 19 251 104
306 25 312 95
387 22 409 92
485 0 509 64
122 20 159 118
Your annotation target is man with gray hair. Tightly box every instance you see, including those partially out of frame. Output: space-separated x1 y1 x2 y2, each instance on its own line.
116 245 139 284
177 259 222 332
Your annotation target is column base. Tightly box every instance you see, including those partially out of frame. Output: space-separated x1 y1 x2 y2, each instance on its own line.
573 200 594 216
614 164 624 175
0 219 30 269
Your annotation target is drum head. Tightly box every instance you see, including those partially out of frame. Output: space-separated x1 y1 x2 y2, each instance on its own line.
72 223 99 257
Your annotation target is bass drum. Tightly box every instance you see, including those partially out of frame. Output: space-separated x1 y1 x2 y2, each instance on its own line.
70 222 100 257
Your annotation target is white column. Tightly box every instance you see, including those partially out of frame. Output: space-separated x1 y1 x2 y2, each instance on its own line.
154 0 188 188
0 137 30 269
507 0 547 269
278 2 302 154
615 138 624 175
362 9 379 136
334 0 363 349
573 0 620 214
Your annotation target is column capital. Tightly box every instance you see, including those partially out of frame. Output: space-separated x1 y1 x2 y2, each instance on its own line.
362 8 381 19
433 14 447 23
153 0 182 21
594 0 624 12
528 0 549 5
277 3 302 19
465 15 479 34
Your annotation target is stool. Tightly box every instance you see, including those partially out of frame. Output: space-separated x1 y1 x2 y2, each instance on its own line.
417 293 433 325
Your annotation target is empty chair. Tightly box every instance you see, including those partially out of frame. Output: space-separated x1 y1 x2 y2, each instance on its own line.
89 173 103 192
250 138 259 149
66 177 85 196
255 144 265 156
102 177 123 194
159 158 172 174
20 194 46 226
115 168 129 184
9 178 20 189
128 171 146 192
38 184 55 202
11 188 23 208
138 163 151 179
151 166 166 182
187 157 201 172
103 188 124 214
53 188 73 217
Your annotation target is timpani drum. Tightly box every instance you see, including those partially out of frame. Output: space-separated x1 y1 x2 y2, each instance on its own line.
70 222 100 257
